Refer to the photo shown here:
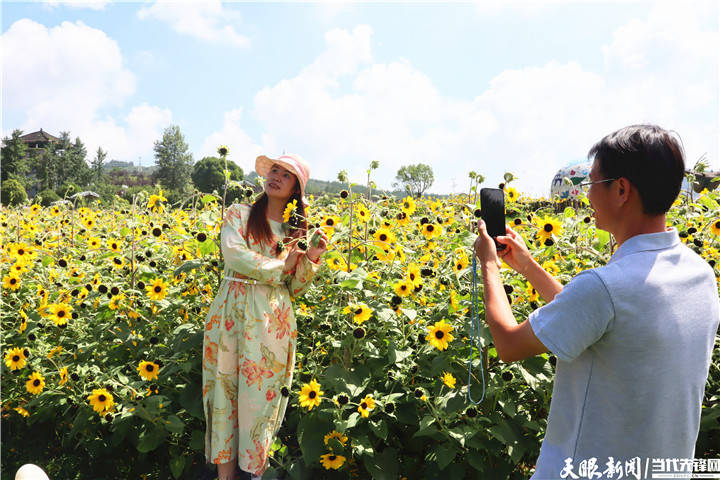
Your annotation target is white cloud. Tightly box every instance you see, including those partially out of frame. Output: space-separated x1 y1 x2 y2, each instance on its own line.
44 0 110 11
198 109 266 174
137 0 250 48
1 19 172 166
201 2 717 197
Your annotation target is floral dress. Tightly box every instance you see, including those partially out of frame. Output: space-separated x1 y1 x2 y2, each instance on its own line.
203 203 320 475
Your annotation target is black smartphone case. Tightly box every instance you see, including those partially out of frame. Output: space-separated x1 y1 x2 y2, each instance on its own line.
480 188 506 249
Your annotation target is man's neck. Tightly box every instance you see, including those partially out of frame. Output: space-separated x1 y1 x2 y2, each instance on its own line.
612 213 667 247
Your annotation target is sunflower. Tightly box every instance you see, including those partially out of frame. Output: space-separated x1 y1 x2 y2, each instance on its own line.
710 219 720 236
59 366 68 385
108 294 125 310
525 282 539 302
26 371 45 395
49 303 73 327
146 278 169 301
320 215 341 237
505 186 519 203
107 239 122 252
8 242 35 264
283 199 298 223
394 246 406 263
393 279 413 297
421 223 441 240
5 347 26 370
442 372 457 389
395 211 410 227
454 255 469 274
3 274 21 291
373 227 397 247
147 192 167 213
354 203 370 224
357 394 375 418
376 248 396 263
342 303 372 324
324 430 348 448
400 196 417 215
405 263 423 288
87 388 114 415
542 260 560 276
299 379 324 411
534 215 563 241
83 217 95 229
217 145 229 157
14 407 30 417
8 262 28 276
49 205 61 217
137 360 160 381
110 256 125 269
426 320 454 351
320 453 347 470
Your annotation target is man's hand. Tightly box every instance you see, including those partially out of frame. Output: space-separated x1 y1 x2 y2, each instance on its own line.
474 219 502 268
496 226 534 276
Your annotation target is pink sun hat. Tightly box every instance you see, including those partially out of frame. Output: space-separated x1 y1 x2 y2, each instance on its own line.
255 153 310 204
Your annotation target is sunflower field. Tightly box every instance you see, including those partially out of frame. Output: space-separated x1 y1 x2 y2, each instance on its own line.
2 178 720 480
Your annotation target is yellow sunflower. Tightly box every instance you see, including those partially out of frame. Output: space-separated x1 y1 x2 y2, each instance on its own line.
320 453 347 470
324 430 348 448
400 196 417 215
107 238 122 253
393 279 413 297
405 263 423 288
59 366 68 385
108 294 125 310
14 407 30 417
525 282 539 302
3 274 21 291
421 223 441 240
147 192 167 213
426 320 454 351
342 303 373 324
48 303 73 327
710 219 720 236
357 394 375 418
354 203 370 224
320 215 341 237
87 388 115 415
395 211 410 227
146 278 169 301
373 227 397 247
283 199 298 223
137 360 160 381
8 242 35 265
454 255 469 274
534 215 563 241
442 372 457 389
505 186 519 203
299 379 324 411
5 347 26 370
26 371 45 395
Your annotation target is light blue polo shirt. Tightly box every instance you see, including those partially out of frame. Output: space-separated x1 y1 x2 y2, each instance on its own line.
529 229 719 480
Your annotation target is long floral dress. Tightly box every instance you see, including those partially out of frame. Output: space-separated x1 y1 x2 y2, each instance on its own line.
203 203 320 475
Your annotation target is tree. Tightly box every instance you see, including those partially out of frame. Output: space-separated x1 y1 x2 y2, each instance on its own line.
0 178 27 206
153 125 193 194
1 130 29 185
90 147 108 184
394 163 434 198
191 156 243 194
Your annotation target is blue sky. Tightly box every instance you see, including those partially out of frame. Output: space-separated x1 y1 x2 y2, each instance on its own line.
2 1 718 196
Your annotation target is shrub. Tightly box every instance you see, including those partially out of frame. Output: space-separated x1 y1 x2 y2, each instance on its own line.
0 178 27 206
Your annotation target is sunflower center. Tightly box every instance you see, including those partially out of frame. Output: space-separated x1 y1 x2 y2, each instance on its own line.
435 331 444 339
154 286 162 293
329 455 337 461
33 380 40 387
379 234 387 241
355 308 363 315
309 391 317 399
544 224 553 232
427 225 434 232
10 278 16 284
18 249 25 255
457 263 462 270
146 365 154 372
12 355 20 362
57 311 66 318
327 219 334 226
361 402 367 409
98 395 106 402
401 285 407 291
715 221 720 229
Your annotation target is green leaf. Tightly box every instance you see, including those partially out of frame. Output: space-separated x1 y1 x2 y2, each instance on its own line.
388 343 412 364
169 455 185 479
298 414 331 466
179 382 204 419
190 429 205 451
172 260 204 277
164 415 185 434
370 419 388 440
137 425 166 453
362 447 399 480
433 443 457 470
401 308 417 321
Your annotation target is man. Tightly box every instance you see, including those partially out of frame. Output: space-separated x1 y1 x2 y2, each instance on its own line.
474 124 719 479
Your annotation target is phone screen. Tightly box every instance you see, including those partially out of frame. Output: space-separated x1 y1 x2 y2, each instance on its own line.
480 188 506 250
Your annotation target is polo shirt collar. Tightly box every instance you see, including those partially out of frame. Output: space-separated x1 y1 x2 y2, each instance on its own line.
608 228 681 264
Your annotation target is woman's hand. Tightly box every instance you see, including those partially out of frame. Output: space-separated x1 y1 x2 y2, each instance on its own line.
495 226 534 276
283 248 303 272
306 230 328 263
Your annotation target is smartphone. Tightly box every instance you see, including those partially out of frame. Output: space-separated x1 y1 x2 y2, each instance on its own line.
480 188 506 250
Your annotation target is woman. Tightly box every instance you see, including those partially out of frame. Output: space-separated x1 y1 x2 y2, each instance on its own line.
202 154 327 480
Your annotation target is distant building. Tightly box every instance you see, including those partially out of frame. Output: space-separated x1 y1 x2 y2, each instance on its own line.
19 129 59 151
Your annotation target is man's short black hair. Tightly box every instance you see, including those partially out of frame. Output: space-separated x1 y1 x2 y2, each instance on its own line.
588 124 685 215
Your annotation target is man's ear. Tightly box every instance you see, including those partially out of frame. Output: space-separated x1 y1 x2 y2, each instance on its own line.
616 177 630 205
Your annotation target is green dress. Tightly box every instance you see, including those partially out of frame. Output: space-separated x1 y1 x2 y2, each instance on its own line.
202 203 320 475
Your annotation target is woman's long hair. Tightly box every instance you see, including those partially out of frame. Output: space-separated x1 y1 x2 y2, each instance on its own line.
246 180 308 255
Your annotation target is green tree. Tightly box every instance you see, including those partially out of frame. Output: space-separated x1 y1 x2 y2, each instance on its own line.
394 163 435 198
0 178 28 206
90 147 108 184
1 129 29 185
153 125 193 195
191 156 243 194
